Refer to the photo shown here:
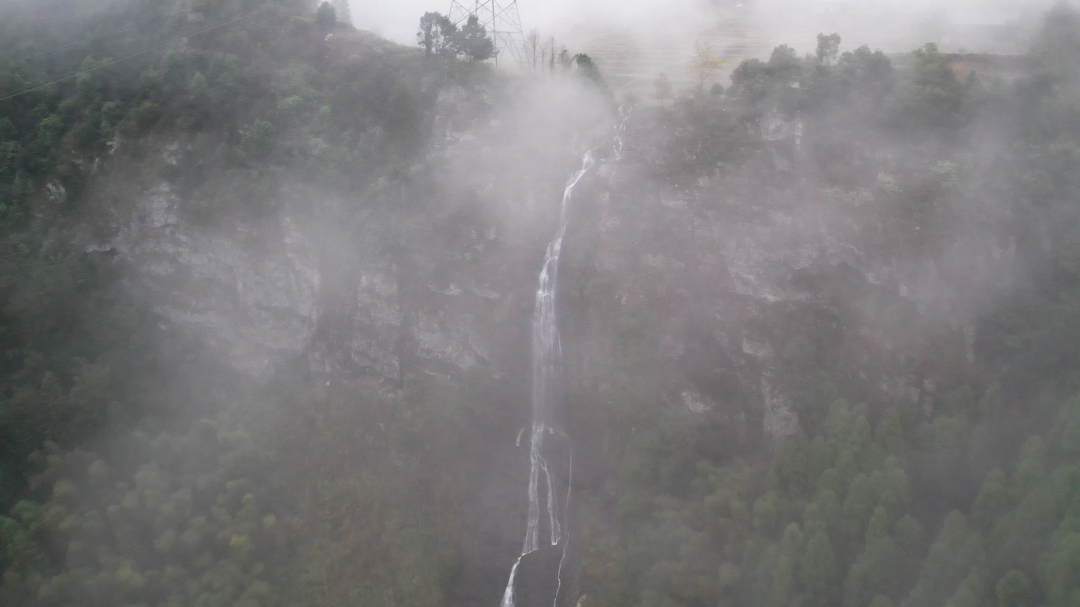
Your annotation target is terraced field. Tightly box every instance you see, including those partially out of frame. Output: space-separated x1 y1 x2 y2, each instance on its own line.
567 17 789 101
562 6 1032 103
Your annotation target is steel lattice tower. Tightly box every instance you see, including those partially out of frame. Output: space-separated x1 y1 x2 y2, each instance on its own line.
448 0 526 65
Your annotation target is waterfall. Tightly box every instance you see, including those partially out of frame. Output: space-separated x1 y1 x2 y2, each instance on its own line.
500 151 594 607
501 107 631 607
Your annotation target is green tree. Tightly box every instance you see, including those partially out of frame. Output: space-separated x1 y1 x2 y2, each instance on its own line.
417 12 457 56
995 570 1035 607
816 33 841 65
874 458 911 523
885 43 963 131
753 492 782 536
756 524 804 607
843 473 877 542
0 421 289 606
243 119 276 159
1051 396 1080 461
574 53 604 84
1045 531 1080 607
454 15 496 62
315 1 336 29
804 489 842 539
802 531 839 607
729 58 770 104
1013 437 1048 497
876 408 904 457
972 470 1011 533
767 45 803 87
904 511 980 607
844 535 900 607
0 118 15 140
750 542 781 607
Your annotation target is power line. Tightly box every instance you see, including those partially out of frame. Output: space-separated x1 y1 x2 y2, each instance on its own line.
0 0 285 104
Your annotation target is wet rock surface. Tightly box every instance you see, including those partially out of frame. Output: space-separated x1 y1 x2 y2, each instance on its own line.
516 545 567 607
100 183 321 379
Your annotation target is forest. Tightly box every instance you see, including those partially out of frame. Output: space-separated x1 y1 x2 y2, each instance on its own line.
1 1 1080 606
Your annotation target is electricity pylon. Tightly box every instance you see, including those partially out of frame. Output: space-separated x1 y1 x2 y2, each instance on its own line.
448 0 526 65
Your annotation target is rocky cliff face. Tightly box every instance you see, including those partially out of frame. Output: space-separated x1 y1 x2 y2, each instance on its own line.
87 92 1014 444
93 181 322 379
92 180 509 386
75 84 1017 607
83 84 531 386
560 106 1017 445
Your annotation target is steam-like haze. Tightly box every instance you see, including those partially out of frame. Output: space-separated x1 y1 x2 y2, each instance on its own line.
358 0 1050 51
355 0 711 42
358 0 1053 97
5 0 1080 605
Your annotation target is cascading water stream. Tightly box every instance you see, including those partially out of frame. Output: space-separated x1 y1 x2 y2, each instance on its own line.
501 108 632 607
500 150 592 607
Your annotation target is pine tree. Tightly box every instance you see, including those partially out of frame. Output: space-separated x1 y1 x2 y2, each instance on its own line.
315 2 336 30
454 15 496 62
802 531 839 607
995 570 1035 607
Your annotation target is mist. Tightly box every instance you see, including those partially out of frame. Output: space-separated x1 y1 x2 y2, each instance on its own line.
361 0 1051 50
362 0 1055 96
3 1 1080 607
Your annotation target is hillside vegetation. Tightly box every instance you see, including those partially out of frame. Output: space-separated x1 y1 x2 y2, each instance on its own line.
565 5 1080 607
3 1 1080 607
0 1 483 605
